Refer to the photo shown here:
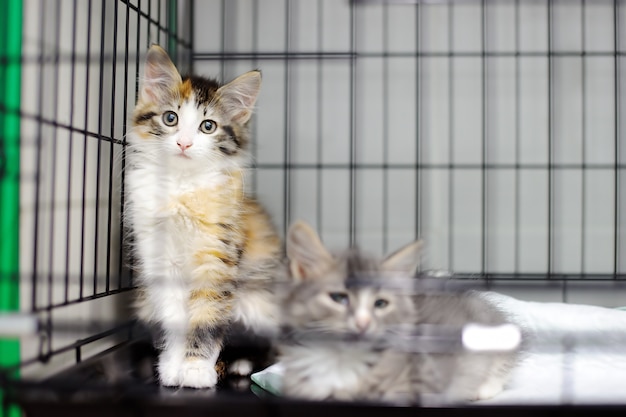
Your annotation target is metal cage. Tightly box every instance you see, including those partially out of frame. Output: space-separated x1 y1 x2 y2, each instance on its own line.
2 0 626 415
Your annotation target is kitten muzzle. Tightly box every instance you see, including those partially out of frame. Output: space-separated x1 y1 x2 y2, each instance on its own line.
355 316 371 334
177 138 193 151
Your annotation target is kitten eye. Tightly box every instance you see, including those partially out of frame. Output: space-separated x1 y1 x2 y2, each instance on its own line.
162 111 178 126
328 292 349 306
374 299 389 309
199 119 217 134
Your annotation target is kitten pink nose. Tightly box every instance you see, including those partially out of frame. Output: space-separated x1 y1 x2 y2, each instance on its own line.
177 140 193 151
355 315 371 333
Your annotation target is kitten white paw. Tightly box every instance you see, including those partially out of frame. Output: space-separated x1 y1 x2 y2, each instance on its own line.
179 358 219 388
228 359 254 376
158 356 182 387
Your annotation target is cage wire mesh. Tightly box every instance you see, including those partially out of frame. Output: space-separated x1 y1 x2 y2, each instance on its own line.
1 0 626 414
0 0 193 403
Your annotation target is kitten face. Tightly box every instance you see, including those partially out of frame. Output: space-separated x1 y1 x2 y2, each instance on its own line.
285 259 414 340
130 45 260 172
282 221 422 341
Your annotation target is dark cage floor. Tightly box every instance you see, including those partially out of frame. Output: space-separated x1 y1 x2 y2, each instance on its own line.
8 341 626 417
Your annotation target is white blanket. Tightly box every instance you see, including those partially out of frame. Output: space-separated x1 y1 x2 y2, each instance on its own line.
251 293 626 404
481 293 626 404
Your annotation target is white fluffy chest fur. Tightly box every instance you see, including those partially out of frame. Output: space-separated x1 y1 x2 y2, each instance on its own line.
126 156 237 232
281 344 378 400
126 160 229 215
125 159 234 283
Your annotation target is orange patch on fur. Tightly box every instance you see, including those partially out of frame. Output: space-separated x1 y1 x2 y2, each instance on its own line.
175 176 244 229
240 200 282 263
192 246 240 275
215 360 227 378
188 299 231 328
190 265 236 286
179 79 193 100
219 256 237 267
189 288 222 302
196 249 227 262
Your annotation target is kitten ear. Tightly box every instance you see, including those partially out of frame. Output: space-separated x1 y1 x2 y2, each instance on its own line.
217 70 262 124
286 221 334 281
140 44 182 103
381 240 423 277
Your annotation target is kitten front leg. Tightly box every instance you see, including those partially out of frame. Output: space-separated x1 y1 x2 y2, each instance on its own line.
141 270 190 387
174 287 233 388
177 324 226 388
159 325 226 389
157 329 187 387
146 276 228 388
157 325 225 388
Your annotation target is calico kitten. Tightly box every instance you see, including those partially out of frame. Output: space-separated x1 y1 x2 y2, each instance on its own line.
125 45 281 388
279 221 518 404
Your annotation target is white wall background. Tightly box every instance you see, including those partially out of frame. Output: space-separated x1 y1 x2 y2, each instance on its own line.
194 0 625 277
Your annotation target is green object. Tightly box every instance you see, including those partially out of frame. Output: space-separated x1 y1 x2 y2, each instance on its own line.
167 0 178 63
0 0 22 416
250 365 284 397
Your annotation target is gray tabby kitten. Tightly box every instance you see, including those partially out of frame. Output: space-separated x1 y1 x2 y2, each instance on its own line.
279 221 518 404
